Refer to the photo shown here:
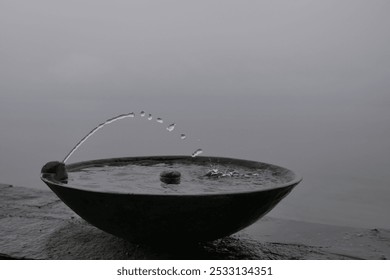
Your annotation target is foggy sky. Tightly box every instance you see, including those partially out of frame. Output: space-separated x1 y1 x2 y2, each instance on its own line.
1 0 389 100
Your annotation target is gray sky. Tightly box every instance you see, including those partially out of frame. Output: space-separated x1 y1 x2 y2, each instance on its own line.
1 0 389 100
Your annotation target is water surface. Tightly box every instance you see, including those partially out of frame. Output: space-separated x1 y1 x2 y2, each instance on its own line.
67 159 288 194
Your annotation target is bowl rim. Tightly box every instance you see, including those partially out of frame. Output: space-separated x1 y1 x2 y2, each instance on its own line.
40 155 302 197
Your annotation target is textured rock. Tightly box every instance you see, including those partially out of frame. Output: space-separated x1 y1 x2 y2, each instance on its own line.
0 184 389 260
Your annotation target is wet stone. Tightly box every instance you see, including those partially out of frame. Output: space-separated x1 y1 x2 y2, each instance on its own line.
160 171 181 184
41 161 68 182
1 184 390 260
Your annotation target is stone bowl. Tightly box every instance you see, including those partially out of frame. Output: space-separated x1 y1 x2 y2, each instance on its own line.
40 156 302 243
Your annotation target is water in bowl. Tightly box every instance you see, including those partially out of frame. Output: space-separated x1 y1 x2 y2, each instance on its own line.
66 158 289 194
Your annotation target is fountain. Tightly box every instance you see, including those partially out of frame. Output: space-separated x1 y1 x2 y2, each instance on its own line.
40 113 302 243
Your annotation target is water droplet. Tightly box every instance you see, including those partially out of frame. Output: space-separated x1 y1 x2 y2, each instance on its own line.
167 123 175 132
129 112 135 117
147 114 152 120
156 118 163 123
180 134 186 140
191 148 203 157
140 111 145 117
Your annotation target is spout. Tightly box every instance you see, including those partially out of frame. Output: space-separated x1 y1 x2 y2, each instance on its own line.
41 161 68 182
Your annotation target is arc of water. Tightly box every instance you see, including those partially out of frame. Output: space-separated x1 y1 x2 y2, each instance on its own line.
62 112 203 163
62 112 135 163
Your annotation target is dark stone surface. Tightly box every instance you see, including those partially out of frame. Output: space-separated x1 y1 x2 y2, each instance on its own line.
1 184 389 260
41 161 68 181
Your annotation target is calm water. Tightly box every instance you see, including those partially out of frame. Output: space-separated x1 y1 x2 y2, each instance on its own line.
1 1 389 229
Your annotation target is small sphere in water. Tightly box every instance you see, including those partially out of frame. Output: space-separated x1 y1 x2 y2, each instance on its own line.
160 170 181 184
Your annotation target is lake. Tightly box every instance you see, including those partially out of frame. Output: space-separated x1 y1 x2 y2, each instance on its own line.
1 0 389 229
